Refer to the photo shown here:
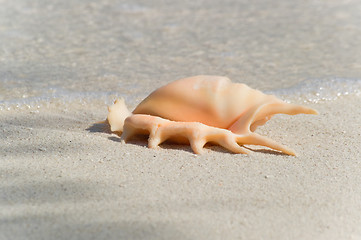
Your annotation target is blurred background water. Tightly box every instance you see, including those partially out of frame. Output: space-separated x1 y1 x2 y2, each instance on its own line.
0 0 360 110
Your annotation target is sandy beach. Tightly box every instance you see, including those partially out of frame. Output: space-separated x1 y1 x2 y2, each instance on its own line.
1 0 361 239
1 96 360 240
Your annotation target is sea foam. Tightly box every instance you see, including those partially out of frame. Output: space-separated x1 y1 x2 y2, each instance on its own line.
267 78 361 103
0 77 360 111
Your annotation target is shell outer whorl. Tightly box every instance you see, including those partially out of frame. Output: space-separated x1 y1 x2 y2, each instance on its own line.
131 75 280 131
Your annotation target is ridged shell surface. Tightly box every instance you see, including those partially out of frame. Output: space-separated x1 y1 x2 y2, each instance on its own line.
133 75 281 129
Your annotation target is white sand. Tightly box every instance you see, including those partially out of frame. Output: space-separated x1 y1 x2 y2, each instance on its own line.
1 96 360 239
1 0 361 239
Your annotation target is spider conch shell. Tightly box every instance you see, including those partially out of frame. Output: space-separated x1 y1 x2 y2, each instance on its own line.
107 75 318 155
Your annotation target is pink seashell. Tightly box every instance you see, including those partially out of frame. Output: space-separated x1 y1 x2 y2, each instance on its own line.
107 75 318 155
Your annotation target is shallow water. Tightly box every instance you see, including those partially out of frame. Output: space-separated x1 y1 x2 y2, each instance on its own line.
1 0 361 111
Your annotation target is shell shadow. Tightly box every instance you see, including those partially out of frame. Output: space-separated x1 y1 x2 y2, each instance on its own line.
0 215 190 240
86 120 112 134
108 136 122 142
243 146 290 156
106 136 284 156
106 135 197 154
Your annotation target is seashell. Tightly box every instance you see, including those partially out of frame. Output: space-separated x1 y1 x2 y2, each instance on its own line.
107 75 318 155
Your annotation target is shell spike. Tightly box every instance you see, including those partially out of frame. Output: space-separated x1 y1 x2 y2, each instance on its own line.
237 133 296 156
265 102 318 116
218 136 251 154
228 104 261 134
107 98 132 132
228 101 318 134
295 105 318 115
189 138 206 154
